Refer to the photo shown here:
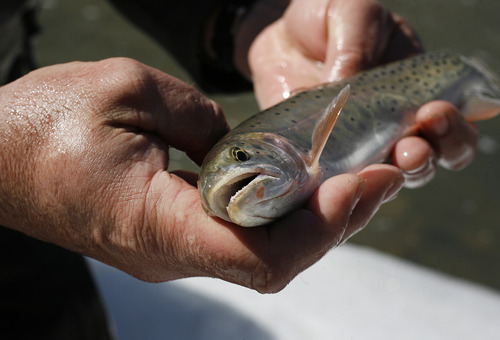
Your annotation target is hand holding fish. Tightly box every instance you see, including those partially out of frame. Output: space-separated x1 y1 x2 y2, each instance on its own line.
0 58 404 292
0 1 495 295
243 0 480 188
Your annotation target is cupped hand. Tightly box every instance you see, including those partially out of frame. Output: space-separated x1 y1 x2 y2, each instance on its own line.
244 0 478 188
0 58 403 292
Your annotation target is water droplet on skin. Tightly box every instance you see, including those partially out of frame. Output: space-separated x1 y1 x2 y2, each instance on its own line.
277 75 291 99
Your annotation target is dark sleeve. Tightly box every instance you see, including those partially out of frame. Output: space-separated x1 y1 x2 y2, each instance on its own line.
0 0 38 84
107 0 255 92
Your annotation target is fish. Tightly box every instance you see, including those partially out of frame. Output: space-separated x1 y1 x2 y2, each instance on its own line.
198 52 500 227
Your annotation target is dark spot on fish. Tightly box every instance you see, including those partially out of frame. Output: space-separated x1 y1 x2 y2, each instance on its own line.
275 112 281 116
381 85 386 90
350 117 356 122
373 86 379 91
366 104 371 109
376 100 382 106
284 108 290 112
291 119 297 124
250 125 255 128
391 85 396 90
315 95 321 99
290 100 297 104
256 121 262 125
391 107 396 112
254 145 263 150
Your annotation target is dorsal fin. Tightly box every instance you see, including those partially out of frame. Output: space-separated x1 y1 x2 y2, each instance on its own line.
308 84 350 169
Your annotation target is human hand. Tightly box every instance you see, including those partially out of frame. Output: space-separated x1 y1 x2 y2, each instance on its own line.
0 58 403 292
241 0 477 188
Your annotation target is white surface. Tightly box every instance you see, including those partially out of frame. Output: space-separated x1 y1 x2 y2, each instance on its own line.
88 244 500 340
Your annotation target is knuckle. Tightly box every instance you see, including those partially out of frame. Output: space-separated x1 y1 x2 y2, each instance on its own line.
249 260 291 294
92 58 155 97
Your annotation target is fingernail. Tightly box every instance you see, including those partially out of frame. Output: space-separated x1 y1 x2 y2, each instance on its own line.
402 156 437 189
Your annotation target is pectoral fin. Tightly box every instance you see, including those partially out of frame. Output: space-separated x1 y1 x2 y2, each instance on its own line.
308 85 350 169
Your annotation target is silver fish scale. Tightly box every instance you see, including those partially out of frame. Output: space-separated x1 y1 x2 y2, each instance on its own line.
230 52 480 180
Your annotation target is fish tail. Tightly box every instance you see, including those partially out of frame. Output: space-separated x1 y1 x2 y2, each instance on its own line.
460 56 500 121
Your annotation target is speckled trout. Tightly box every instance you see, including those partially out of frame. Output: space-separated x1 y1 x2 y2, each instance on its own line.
198 52 500 227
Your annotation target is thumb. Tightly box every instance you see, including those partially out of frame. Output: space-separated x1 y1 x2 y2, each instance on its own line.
99 58 230 165
322 0 393 82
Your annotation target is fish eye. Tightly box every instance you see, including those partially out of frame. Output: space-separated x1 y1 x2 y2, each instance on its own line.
230 147 250 162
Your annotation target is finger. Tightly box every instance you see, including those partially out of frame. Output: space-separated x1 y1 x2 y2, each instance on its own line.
95 58 230 165
416 101 478 170
305 173 367 244
341 164 404 243
392 136 437 188
249 20 324 108
322 0 394 81
240 173 369 292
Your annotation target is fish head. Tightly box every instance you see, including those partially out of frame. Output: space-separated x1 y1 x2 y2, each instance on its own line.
198 133 319 227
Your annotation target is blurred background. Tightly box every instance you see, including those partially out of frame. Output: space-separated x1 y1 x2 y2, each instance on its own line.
33 0 499 291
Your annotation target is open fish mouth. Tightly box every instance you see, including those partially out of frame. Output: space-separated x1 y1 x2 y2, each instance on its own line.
212 172 262 221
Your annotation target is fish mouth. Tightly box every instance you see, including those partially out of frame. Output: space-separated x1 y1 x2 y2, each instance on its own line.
211 168 286 223
212 172 262 221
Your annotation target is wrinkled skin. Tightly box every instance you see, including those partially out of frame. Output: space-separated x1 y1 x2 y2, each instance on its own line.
0 0 478 293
